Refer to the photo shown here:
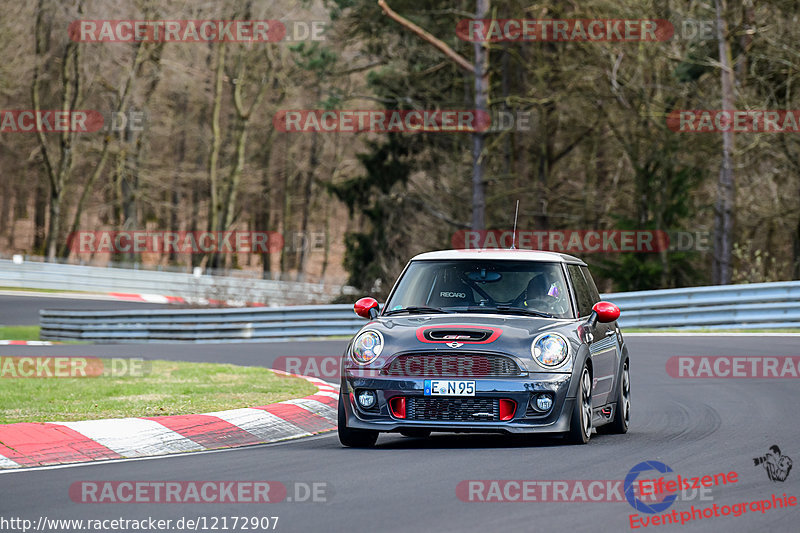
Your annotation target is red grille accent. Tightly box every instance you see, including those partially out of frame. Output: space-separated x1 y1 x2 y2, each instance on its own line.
389 397 406 419
499 399 517 421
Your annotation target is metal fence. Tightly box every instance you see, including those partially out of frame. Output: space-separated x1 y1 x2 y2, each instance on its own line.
40 305 364 342
0 259 348 307
38 280 800 342
605 280 800 330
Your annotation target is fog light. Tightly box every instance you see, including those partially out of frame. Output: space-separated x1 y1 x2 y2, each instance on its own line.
357 390 376 409
535 394 553 411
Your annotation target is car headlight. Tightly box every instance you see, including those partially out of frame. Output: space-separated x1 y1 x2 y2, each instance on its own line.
531 333 570 367
351 330 384 364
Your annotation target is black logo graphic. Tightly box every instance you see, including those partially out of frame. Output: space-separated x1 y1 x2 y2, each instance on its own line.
753 445 793 482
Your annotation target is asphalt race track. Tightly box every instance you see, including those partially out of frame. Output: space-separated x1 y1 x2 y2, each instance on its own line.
0 293 168 326
0 309 798 531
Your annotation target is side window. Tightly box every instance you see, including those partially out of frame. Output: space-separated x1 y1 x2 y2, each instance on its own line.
567 264 593 317
580 266 601 305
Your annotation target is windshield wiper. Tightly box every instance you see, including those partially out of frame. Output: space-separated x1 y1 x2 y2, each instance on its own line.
383 306 452 316
489 305 554 318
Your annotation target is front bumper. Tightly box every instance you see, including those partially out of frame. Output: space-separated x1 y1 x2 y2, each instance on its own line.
342 371 574 434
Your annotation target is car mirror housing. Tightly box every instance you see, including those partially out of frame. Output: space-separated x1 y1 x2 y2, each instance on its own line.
354 297 379 319
588 301 620 327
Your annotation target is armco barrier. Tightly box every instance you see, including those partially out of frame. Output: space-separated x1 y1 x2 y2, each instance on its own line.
38 280 800 342
40 305 363 342
604 280 800 329
0 259 347 306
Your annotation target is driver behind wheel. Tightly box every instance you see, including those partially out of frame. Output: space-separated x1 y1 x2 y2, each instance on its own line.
522 274 548 308
524 273 566 313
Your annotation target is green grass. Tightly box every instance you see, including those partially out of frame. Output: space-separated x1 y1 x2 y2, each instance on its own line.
0 325 85 344
0 359 317 424
0 326 41 341
0 286 83 294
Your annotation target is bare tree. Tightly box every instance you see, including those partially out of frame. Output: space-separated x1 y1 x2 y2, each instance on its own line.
32 0 83 260
377 0 489 229
712 0 736 285
61 40 157 257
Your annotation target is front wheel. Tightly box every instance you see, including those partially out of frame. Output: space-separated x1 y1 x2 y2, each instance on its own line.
607 360 630 434
337 394 378 448
566 365 592 444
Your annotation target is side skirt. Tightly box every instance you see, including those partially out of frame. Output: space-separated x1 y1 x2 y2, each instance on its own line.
592 404 614 428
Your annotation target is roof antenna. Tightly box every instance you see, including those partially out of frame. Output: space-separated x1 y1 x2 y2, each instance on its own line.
511 200 520 249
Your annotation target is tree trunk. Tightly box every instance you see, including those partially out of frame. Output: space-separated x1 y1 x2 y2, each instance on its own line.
33 0 82 261
170 91 188 264
259 137 273 278
296 129 318 281
0 187 11 236
471 0 489 230
376 0 487 228
206 41 227 270
280 135 292 276
534 102 555 230
712 0 736 285
29 178 45 254
793 217 800 279
46 193 61 260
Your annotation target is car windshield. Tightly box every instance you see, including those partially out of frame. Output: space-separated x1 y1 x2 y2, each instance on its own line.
384 259 573 319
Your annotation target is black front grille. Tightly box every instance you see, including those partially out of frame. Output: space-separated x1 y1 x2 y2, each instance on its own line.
382 353 522 378
525 403 549 418
407 397 499 421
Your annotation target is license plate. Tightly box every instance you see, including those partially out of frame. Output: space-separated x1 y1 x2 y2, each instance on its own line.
424 379 476 396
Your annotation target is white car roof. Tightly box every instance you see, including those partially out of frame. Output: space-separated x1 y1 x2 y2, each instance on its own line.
410 248 586 264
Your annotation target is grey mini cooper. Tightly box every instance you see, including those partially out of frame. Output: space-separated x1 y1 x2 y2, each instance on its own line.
338 249 630 447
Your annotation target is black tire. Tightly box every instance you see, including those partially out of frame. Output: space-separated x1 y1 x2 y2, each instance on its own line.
607 360 630 434
337 393 378 448
399 429 431 438
566 365 592 444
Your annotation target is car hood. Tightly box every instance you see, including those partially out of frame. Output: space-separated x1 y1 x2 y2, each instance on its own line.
351 313 583 371
374 313 572 336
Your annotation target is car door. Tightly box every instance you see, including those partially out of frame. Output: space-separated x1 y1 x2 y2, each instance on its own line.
567 264 618 407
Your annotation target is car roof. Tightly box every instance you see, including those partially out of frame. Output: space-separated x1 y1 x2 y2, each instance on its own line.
410 248 587 265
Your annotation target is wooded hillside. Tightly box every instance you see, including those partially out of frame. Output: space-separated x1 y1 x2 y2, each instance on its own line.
1 0 797 297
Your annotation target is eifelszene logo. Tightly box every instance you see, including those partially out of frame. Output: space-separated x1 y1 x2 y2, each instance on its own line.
624 460 737 514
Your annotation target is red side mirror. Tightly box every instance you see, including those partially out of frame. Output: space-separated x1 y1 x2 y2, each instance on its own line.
592 301 620 323
354 297 379 319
